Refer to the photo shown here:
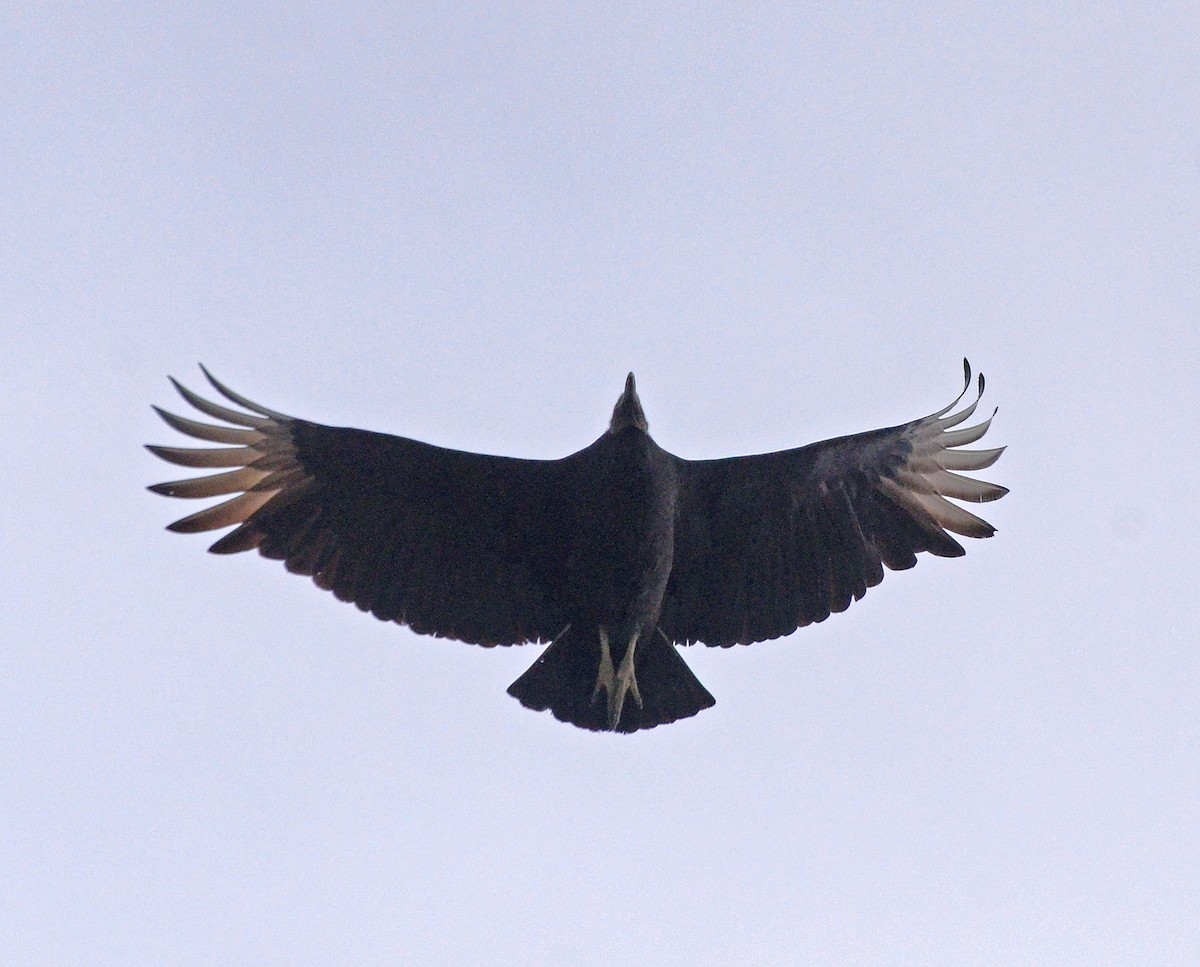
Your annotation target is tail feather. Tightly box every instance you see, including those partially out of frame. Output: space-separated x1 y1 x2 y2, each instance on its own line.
507 626 715 733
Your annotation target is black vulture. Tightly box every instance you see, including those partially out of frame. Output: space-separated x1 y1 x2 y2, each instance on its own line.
148 362 1006 733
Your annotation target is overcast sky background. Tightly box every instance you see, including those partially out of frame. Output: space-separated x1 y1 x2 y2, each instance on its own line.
4 3 1198 965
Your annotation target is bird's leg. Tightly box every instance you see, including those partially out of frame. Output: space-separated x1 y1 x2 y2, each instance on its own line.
613 630 643 727
591 627 643 729
591 627 614 708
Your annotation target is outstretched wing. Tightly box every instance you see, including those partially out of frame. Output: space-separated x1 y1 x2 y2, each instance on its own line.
660 361 1007 647
147 369 572 646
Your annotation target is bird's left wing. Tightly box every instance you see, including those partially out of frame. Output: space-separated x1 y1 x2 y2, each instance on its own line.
659 362 1007 647
148 369 573 646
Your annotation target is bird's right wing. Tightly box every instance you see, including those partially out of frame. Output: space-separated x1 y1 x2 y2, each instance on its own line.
148 369 573 646
659 362 1007 647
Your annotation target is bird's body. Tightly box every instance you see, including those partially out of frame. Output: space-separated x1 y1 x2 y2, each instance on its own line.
568 423 676 634
509 410 712 732
149 364 1006 732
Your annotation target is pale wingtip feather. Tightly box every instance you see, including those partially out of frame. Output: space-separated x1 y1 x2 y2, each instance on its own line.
198 364 290 420
932 361 971 419
168 375 269 429
151 406 264 445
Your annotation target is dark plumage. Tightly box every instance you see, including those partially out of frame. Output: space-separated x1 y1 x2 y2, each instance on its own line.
148 362 1007 733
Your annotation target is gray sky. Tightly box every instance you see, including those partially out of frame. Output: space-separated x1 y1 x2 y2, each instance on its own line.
5 3 1198 964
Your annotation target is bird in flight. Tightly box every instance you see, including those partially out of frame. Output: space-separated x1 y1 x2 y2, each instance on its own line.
148 362 1006 733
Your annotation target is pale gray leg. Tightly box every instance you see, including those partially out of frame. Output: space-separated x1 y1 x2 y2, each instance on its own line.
612 630 643 727
591 627 614 708
591 627 644 729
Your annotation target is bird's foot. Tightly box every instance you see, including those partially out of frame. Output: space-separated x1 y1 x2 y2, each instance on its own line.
591 629 614 707
591 628 643 729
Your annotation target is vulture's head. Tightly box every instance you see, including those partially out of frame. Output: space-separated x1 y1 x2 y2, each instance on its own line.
609 372 648 433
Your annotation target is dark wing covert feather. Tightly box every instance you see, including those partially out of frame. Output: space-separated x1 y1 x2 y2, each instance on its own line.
660 361 1007 647
148 368 572 646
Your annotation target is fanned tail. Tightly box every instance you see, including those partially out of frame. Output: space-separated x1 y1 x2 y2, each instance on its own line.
507 626 715 733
